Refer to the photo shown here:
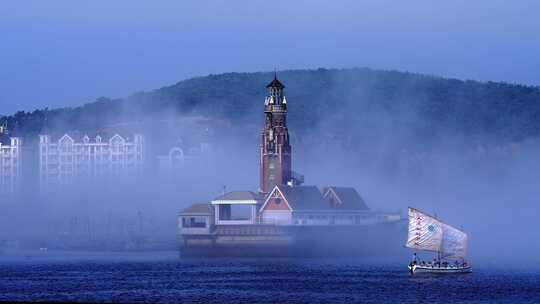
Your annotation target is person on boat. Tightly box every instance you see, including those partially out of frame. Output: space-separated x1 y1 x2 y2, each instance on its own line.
411 253 418 265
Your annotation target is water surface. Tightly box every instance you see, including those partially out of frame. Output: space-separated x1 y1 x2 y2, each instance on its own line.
0 252 538 303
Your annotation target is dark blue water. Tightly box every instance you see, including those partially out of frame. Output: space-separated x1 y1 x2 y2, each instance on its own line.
1 252 539 303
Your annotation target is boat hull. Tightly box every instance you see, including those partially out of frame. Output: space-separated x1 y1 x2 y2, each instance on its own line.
409 264 472 274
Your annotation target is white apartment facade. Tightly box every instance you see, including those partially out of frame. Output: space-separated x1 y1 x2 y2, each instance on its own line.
39 133 144 188
0 137 22 194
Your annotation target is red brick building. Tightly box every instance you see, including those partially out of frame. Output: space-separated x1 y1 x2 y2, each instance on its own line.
259 75 292 193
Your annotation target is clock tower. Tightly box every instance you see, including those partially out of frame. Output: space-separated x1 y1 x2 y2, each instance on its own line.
260 74 292 193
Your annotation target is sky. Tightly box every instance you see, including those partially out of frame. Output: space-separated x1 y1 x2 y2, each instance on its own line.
1 0 540 114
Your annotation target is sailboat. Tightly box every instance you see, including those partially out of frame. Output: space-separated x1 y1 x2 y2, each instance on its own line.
406 207 472 274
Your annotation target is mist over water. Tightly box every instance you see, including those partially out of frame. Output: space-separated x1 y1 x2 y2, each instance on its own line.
298 109 540 264
1 114 260 253
2 3 540 304
287 73 540 265
2 70 540 268
301 140 540 264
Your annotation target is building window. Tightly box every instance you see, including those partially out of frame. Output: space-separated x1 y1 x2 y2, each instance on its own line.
269 174 275 180
269 163 275 169
182 217 206 228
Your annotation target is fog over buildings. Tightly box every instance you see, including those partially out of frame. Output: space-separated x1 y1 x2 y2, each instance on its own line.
1 2 540 265
39 133 144 189
0 126 22 194
0 71 539 265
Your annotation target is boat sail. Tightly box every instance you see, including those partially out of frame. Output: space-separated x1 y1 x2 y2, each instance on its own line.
406 208 443 252
440 223 468 259
406 207 471 273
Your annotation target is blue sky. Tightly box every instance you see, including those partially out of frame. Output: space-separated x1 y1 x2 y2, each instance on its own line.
1 0 539 114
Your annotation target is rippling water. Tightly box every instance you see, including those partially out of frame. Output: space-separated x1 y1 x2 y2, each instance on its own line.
0 252 539 303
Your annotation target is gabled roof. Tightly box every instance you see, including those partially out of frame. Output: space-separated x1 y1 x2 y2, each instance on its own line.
259 186 292 212
59 134 75 144
214 191 259 201
109 134 126 144
276 185 329 211
41 132 140 143
179 203 212 215
323 186 369 210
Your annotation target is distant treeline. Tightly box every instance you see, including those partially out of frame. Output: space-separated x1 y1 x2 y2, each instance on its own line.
2 68 540 148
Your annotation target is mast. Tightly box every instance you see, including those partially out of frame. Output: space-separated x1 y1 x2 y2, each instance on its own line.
435 212 440 262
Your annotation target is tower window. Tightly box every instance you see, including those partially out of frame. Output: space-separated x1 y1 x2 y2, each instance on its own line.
269 174 275 180
269 163 275 169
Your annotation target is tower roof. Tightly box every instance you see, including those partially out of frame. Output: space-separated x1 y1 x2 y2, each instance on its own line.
266 74 285 89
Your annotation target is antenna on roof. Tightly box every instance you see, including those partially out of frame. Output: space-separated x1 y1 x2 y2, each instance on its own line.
222 185 227 195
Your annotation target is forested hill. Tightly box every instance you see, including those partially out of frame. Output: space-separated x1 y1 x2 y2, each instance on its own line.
3 68 540 146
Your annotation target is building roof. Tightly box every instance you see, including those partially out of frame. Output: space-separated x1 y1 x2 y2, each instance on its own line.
179 203 212 214
214 191 259 201
266 75 285 89
277 185 329 211
41 131 141 143
323 186 370 210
